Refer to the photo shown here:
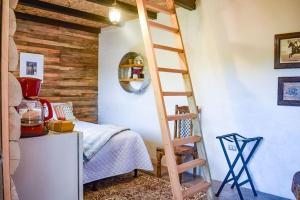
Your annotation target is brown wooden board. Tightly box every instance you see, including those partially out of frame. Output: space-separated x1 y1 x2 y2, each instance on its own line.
1 0 12 198
14 18 98 123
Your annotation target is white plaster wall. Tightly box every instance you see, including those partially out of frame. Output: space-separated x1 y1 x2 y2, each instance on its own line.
99 0 300 198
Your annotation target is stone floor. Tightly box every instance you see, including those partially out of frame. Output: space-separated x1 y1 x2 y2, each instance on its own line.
152 163 291 200
211 180 290 200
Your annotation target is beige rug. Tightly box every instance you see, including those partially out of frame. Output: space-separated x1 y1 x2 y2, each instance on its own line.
84 172 206 200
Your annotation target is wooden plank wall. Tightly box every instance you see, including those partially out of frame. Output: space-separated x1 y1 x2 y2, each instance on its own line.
13 18 99 122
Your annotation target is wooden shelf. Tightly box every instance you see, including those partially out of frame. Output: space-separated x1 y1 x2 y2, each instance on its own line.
119 78 144 82
118 52 149 93
119 64 144 68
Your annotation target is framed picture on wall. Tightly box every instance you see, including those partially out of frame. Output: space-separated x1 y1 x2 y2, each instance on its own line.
278 77 300 106
274 32 300 69
20 52 44 81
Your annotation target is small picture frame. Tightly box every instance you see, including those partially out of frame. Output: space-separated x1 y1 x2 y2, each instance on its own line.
20 52 44 81
278 77 300 106
274 32 300 69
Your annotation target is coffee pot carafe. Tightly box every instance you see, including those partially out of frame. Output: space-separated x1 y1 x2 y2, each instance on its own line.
17 77 53 137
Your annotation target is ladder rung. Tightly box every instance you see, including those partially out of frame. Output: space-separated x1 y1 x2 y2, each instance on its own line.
157 67 188 74
162 91 193 97
153 44 183 53
177 158 206 174
173 136 201 147
148 21 178 33
167 113 197 121
145 2 175 15
182 181 211 198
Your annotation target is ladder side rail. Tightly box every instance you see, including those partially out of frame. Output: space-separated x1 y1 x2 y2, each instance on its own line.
165 0 214 199
183 60 214 200
136 1 183 199
165 0 189 72
183 72 213 183
164 0 203 134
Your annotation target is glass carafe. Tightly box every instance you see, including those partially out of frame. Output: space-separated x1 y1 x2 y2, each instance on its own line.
18 98 53 126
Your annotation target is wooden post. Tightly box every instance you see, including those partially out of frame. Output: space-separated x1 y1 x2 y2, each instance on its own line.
1 0 12 199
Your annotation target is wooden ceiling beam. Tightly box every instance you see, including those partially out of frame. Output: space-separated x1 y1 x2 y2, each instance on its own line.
87 0 157 19
18 0 113 25
175 0 196 11
15 12 101 34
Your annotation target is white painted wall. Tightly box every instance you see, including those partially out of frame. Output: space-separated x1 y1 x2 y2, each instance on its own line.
99 0 300 198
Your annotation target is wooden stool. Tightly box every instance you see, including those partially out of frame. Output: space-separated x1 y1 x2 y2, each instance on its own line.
156 105 200 183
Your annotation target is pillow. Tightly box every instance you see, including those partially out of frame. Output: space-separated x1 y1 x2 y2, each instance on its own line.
50 102 68 120
50 103 63 120
53 102 76 121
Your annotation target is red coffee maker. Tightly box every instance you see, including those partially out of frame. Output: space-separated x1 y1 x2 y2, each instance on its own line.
17 77 53 138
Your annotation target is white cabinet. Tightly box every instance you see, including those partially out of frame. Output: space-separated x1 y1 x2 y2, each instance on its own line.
13 132 83 200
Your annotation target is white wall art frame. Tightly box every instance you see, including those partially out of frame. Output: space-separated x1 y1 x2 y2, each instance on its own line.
20 52 44 81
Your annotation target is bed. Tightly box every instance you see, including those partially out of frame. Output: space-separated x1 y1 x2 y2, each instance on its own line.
74 120 153 184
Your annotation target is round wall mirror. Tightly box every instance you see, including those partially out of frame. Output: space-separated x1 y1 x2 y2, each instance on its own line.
118 52 151 94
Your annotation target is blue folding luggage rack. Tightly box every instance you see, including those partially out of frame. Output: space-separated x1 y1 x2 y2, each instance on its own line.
215 133 263 200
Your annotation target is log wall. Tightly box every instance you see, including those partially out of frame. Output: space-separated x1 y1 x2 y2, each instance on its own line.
13 18 99 122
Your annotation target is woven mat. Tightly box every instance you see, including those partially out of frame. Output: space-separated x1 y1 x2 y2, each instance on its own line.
84 172 206 200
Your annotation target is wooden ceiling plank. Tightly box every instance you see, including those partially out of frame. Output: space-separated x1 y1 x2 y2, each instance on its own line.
87 0 157 19
175 0 196 11
15 12 101 34
18 0 113 25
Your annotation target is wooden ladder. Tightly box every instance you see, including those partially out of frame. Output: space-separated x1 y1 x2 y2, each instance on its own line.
136 0 213 199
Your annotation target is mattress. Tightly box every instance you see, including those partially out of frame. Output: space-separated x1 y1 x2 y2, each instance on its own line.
74 121 153 184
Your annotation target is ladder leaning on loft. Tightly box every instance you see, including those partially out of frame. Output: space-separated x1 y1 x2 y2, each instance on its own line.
136 0 213 199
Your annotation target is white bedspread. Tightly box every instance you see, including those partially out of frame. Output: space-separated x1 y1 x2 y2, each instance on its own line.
74 121 153 184
82 124 129 162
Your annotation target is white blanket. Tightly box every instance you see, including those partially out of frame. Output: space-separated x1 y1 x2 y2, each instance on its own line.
80 124 129 162
74 121 153 183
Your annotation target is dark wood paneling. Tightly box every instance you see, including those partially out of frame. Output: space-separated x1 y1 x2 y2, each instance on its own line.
87 0 158 19
18 0 112 25
14 18 98 122
15 12 101 34
175 0 196 10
